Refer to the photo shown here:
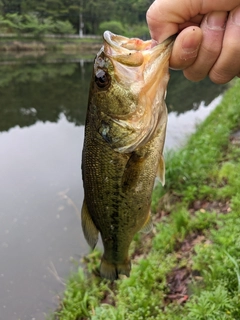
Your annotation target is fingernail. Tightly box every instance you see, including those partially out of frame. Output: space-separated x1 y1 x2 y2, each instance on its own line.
231 7 240 26
206 11 227 30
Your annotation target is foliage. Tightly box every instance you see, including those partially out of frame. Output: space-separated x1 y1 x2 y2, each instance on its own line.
184 285 234 320
98 20 127 36
52 20 74 34
0 0 153 35
98 21 150 39
0 13 22 33
126 23 150 39
22 14 53 37
0 13 74 36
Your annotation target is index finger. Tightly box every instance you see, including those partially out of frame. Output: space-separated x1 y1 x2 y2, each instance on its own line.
147 0 240 42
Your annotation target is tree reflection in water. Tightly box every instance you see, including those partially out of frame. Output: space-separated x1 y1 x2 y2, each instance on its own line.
0 57 228 133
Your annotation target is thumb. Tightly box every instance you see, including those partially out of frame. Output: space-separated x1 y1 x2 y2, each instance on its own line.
146 4 179 42
170 26 202 70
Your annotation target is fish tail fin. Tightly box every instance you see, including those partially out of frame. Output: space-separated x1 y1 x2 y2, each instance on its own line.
100 257 131 280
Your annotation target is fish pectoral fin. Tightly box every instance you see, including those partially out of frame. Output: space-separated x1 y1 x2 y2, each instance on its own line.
140 211 153 234
157 154 165 186
81 199 99 249
121 151 145 192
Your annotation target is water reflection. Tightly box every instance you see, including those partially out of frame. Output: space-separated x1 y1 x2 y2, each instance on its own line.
0 62 91 131
0 59 227 132
0 56 228 320
167 70 226 114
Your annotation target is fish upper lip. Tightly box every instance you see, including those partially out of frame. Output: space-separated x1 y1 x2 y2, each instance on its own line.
103 30 152 55
103 31 128 50
103 30 174 54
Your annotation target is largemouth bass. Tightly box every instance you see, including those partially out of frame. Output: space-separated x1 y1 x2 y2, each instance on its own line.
81 31 173 280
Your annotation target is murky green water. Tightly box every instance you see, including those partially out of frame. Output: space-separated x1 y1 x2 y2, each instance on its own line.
0 54 227 320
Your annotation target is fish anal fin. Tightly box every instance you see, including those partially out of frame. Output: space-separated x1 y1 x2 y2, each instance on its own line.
157 154 165 186
140 211 153 234
81 198 99 249
100 257 131 280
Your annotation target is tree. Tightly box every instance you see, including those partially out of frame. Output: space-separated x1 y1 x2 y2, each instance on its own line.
0 13 23 34
1 0 22 14
98 20 127 36
53 20 74 34
21 14 54 37
0 0 154 35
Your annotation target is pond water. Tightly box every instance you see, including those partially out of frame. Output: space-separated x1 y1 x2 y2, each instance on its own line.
0 54 227 320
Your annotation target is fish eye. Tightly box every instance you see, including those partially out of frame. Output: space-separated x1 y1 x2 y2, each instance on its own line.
95 69 110 89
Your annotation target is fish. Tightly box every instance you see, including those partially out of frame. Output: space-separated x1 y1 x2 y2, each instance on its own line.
81 30 174 280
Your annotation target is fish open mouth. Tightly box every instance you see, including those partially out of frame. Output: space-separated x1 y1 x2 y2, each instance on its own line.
103 30 155 52
103 30 174 66
102 30 174 71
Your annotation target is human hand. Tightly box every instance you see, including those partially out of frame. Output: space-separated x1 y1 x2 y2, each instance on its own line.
147 0 240 83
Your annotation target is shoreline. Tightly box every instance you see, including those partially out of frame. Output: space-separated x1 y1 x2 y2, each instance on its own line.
0 36 102 53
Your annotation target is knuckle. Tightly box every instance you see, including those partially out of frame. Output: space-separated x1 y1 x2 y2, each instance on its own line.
146 2 157 23
201 44 221 57
146 8 151 21
209 68 234 84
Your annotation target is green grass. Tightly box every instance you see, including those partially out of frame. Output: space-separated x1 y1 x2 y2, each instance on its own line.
51 79 240 320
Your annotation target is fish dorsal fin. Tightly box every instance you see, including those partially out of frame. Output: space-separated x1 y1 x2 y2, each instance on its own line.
140 211 153 234
157 154 165 186
81 198 99 249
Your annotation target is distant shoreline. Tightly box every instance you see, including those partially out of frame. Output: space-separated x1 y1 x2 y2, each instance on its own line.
0 35 102 52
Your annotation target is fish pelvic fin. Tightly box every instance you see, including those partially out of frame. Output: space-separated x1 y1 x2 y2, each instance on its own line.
140 210 153 234
100 257 131 280
157 154 165 186
81 198 99 249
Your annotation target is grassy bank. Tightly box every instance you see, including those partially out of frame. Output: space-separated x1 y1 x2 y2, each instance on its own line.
52 79 240 320
0 36 102 53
